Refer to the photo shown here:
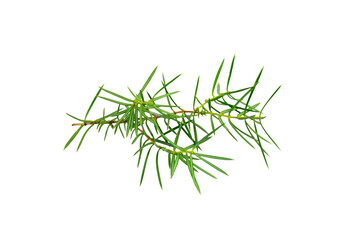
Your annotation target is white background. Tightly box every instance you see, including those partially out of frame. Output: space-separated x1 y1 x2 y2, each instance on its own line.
1 1 359 239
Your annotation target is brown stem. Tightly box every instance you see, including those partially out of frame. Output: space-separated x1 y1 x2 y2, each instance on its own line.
71 109 263 126
138 128 155 143
71 109 197 126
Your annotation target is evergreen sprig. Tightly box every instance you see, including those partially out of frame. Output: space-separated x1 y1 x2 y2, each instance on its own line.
64 56 281 193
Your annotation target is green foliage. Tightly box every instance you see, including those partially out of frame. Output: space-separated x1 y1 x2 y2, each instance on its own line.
64 56 281 193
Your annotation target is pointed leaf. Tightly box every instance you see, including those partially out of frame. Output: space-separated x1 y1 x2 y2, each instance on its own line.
141 66 158 93
192 115 198 148
102 88 133 102
156 149 163 189
186 154 201 194
137 137 145 167
127 87 137 98
171 153 180 178
212 59 225 96
226 55 235 91
244 67 263 112
77 125 94 151
194 154 229 175
193 76 200 109
154 73 182 98
260 85 281 116
260 122 280 150
140 144 154 185
99 96 131 106
195 153 233 160
104 124 111 141
64 125 84 150
210 114 215 134
254 121 269 168
85 85 103 120
66 113 91 123
192 163 217 179
151 91 179 102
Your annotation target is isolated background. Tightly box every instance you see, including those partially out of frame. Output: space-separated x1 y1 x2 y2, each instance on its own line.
1 1 359 239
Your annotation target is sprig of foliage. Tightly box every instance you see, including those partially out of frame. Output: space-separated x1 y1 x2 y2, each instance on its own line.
64 56 281 193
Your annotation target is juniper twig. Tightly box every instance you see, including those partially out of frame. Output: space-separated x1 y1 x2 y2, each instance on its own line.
64 55 281 193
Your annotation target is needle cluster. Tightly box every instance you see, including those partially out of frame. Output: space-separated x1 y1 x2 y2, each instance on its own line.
64 56 281 193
